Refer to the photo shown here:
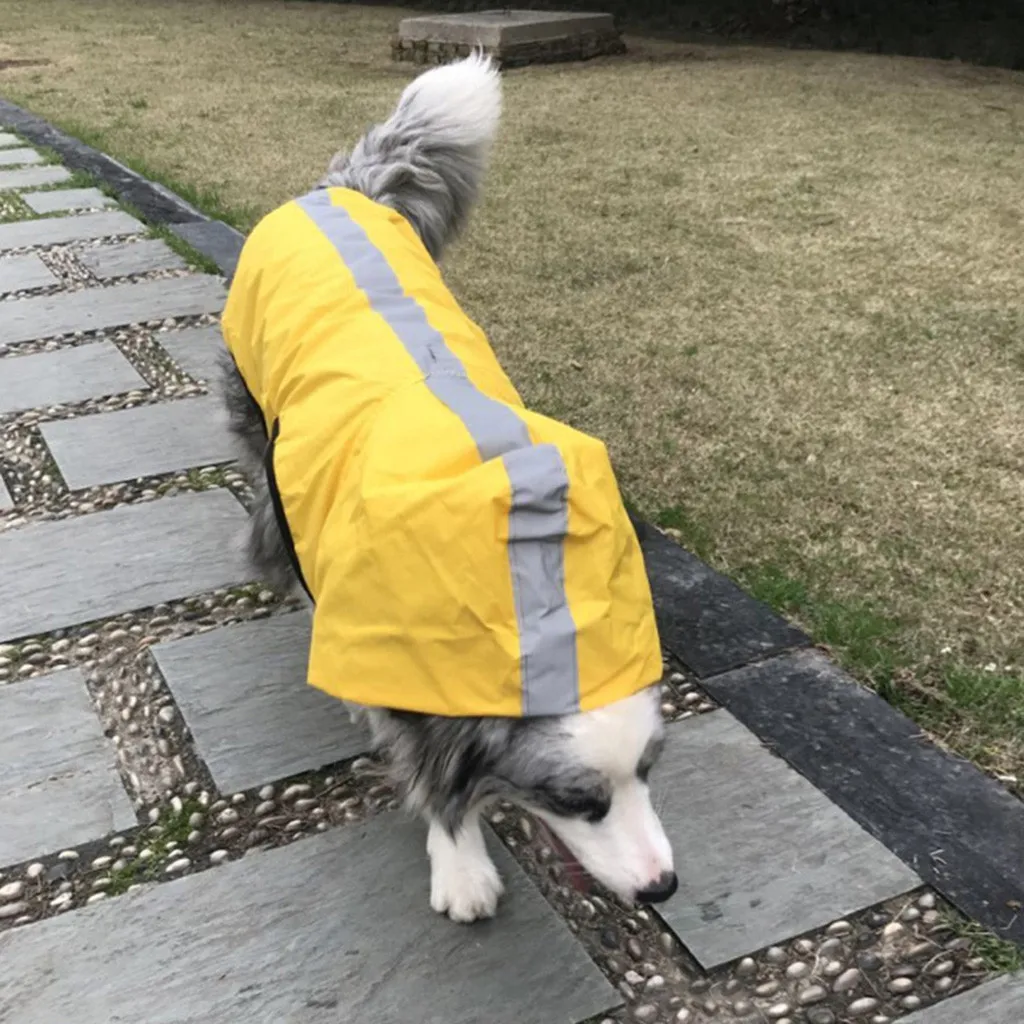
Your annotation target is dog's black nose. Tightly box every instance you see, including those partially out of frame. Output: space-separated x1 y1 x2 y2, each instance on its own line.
636 871 678 904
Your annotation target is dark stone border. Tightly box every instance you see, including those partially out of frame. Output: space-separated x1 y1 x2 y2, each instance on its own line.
0 102 1020 950
637 528 1024 949
697 648 1024 948
0 99 244 278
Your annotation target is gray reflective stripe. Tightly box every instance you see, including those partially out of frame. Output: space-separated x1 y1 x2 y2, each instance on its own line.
295 190 579 714
504 445 579 715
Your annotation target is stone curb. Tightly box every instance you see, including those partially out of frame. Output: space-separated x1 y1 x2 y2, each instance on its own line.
0 103 1020 951
639 526 1024 949
0 98 244 278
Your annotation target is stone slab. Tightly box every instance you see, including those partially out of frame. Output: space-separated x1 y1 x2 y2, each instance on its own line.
399 10 615 46
153 612 368 792
0 489 251 642
41 396 235 489
654 709 920 968
156 324 224 382
0 473 11 510
21 186 115 214
903 972 1024 1023
169 219 244 278
702 649 1024 946
0 813 616 1024
0 668 135 866
0 252 57 295
0 341 147 416
0 132 20 148
0 147 42 168
79 238 187 280
0 164 71 191
0 209 142 254
0 274 225 346
641 527 809 677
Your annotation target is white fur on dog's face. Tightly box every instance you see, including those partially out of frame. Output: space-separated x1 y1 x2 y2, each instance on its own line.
531 690 675 904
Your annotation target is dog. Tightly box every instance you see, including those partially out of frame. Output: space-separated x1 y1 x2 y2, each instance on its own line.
218 53 676 924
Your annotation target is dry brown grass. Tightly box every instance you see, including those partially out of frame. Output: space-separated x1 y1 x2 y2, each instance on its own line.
1 0 1022 782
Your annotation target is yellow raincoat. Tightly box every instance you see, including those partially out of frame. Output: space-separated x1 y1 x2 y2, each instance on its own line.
221 187 661 717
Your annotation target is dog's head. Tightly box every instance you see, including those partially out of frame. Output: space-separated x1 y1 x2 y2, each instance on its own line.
525 687 677 905
379 685 676 906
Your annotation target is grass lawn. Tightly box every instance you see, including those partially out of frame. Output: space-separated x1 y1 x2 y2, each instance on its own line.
1 0 1022 790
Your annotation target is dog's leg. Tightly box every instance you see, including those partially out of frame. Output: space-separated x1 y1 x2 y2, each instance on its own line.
426 808 504 923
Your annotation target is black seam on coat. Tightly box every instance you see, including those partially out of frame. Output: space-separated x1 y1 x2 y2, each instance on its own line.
264 418 313 601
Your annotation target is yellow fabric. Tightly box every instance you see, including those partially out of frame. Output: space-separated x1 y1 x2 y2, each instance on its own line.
221 186 662 716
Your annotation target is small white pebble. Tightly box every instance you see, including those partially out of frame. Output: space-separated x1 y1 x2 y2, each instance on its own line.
165 857 190 876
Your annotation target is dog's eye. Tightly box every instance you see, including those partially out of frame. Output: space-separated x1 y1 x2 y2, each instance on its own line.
581 796 610 824
532 781 610 824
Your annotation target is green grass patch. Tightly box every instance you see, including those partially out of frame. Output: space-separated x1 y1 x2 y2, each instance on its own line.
50 114 255 232
0 191 33 222
740 562 903 698
944 911 1024 972
735 559 1024 789
655 504 717 563
105 857 147 895
105 799 206 895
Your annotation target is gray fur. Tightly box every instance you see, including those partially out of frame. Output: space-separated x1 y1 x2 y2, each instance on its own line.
217 348 297 593
361 706 614 835
317 82 492 262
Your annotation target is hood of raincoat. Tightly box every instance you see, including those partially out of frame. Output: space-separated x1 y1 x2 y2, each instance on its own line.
221 186 662 717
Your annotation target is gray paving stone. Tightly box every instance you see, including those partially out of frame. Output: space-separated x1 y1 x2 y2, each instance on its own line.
0 813 615 1024
156 324 225 381
0 252 57 295
0 165 72 190
21 186 115 214
0 132 21 148
80 237 186 280
42 396 235 489
654 710 921 968
0 668 135 866
0 209 142 254
0 489 251 642
0 341 148 416
903 972 1024 1023
0 147 42 168
153 612 367 793
0 274 225 346
0 473 11 511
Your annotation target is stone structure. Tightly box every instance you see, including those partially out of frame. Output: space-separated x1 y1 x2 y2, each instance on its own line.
392 9 626 68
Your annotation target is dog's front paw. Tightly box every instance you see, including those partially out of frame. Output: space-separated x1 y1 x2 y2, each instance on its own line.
429 851 505 923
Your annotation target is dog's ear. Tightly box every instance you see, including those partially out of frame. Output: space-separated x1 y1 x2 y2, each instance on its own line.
427 724 520 835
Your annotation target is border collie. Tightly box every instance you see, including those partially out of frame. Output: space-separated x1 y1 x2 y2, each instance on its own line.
219 54 676 923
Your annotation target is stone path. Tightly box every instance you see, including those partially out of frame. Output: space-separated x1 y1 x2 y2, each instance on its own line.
0 133 1020 1024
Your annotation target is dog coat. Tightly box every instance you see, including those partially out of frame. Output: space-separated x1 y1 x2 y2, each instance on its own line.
221 187 662 717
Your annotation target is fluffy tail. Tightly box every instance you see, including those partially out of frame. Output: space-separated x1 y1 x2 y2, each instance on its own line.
319 52 502 261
